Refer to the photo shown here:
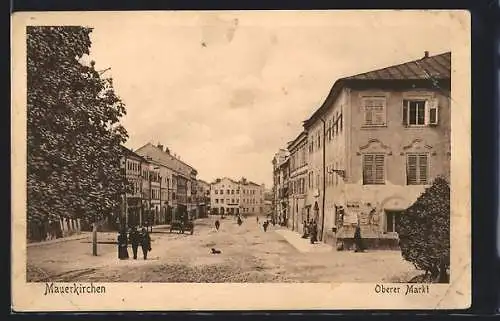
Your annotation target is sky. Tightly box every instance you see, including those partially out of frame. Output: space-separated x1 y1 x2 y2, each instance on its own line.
84 11 453 187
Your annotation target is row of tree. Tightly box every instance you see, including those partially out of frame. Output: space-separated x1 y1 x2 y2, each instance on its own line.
27 26 129 229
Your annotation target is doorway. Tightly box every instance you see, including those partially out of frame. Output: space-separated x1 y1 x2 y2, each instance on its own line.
385 210 402 233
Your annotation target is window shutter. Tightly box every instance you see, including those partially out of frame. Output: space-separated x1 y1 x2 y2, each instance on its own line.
374 154 385 183
364 99 373 125
363 154 374 184
407 154 418 185
418 154 428 184
428 98 439 125
402 100 408 126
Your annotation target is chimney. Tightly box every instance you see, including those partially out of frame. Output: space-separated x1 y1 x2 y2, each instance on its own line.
165 147 170 154
157 143 163 151
423 51 429 59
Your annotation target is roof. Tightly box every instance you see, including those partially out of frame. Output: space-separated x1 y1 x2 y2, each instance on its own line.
287 131 308 151
120 145 148 162
135 143 197 177
211 177 240 185
304 51 451 128
211 177 263 187
345 52 450 81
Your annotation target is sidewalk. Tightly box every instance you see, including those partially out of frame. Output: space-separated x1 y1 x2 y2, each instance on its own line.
275 228 333 253
27 224 172 248
27 232 90 248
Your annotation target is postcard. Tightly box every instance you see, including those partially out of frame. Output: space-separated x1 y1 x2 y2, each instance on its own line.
11 10 471 311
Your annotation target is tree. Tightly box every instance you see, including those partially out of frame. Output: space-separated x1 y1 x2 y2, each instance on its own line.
27 26 129 234
398 176 450 283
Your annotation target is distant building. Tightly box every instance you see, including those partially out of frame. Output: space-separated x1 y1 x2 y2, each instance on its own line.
271 149 290 225
210 177 265 216
287 131 308 233
135 143 198 223
195 179 211 218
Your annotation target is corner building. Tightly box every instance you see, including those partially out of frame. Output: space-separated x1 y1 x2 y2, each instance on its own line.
302 52 451 249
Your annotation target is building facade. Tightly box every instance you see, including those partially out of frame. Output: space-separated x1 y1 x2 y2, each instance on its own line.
210 177 241 216
277 51 451 249
287 131 309 234
195 179 211 218
120 146 152 228
210 177 265 216
272 149 290 225
239 178 265 216
135 143 198 224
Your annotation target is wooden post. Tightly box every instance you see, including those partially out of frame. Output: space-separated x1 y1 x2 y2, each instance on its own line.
92 222 97 256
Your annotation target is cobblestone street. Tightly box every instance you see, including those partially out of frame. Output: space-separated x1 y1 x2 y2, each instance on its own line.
27 217 417 283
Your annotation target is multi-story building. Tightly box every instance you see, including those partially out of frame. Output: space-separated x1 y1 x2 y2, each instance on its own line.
120 146 150 228
135 142 198 223
209 177 265 216
210 177 241 216
239 178 265 216
148 163 161 225
195 179 211 218
272 149 290 225
297 51 451 249
287 131 309 234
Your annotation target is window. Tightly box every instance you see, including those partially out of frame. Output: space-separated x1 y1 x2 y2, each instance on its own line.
363 97 386 126
386 210 402 233
220 190 223 194
221 199 224 203
406 153 429 185
231 190 234 194
403 99 439 126
317 132 321 148
227 189 230 194
215 190 218 194
362 154 385 185
215 199 219 204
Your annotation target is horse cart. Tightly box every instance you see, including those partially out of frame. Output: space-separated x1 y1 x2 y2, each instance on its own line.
169 211 194 234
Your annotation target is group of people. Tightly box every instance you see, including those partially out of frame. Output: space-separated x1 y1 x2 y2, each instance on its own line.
301 220 319 244
118 226 152 260
261 217 275 232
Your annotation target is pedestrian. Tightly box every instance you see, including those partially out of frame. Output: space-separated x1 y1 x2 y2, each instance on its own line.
117 228 129 260
310 220 318 244
263 221 268 232
129 226 140 260
140 227 152 260
256 216 259 224
215 220 220 231
302 220 309 238
237 216 243 226
354 222 365 253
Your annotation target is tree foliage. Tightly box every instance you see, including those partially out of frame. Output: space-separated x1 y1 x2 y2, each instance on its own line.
27 26 128 226
398 176 450 283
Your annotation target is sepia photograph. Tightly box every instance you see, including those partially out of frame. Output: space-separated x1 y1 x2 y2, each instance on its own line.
11 10 471 311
